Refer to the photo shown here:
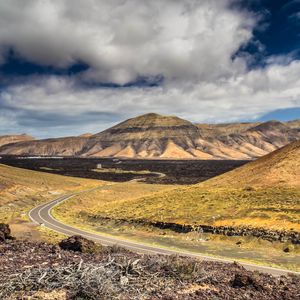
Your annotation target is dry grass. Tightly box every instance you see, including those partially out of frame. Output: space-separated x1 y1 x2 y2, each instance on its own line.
203 140 300 188
0 163 101 224
89 186 300 231
53 181 179 224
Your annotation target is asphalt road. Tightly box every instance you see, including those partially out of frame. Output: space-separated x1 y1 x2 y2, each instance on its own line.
29 190 300 277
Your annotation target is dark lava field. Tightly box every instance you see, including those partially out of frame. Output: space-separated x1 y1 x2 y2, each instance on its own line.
0 156 248 184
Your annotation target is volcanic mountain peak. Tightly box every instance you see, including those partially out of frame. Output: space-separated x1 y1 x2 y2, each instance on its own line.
85 113 201 158
287 119 300 129
103 113 194 131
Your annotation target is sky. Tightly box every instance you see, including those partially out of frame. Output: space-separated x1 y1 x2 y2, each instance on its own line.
0 0 299 138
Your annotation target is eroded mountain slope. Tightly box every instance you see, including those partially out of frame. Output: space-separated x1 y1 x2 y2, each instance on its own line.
0 113 299 159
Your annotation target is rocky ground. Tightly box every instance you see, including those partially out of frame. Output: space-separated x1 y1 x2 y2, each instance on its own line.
0 224 299 299
0 157 247 185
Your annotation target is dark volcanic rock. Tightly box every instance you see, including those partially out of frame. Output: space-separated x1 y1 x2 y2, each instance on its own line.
0 223 13 242
0 231 5 242
91 217 300 244
59 235 101 253
231 271 262 291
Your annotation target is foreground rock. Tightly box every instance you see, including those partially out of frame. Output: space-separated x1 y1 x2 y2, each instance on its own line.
231 272 263 291
58 235 101 253
0 238 299 299
0 223 13 242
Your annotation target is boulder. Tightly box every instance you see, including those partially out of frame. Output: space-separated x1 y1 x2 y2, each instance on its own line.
232 272 263 291
283 245 294 253
0 223 13 242
58 235 101 253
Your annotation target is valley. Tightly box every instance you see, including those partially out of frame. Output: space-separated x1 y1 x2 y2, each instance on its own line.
50 181 300 271
0 140 299 272
2 1 300 297
0 114 299 296
46 141 300 271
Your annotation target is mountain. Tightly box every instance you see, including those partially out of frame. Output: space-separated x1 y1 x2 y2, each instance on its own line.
0 134 34 148
0 163 97 202
287 119 300 130
83 113 201 158
95 140 300 232
196 120 300 159
0 113 299 159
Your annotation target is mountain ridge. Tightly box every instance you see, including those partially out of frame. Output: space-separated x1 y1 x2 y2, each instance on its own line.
0 113 299 159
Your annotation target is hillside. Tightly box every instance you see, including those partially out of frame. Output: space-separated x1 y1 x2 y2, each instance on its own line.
203 140 300 188
196 120 300 159
84 141 300 231
0 163 99 224
0 134 34 147
0 113 299 159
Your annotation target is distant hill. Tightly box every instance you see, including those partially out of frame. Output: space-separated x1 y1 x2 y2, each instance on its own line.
0 136 89 156
0 134 34 148
94 140 300 231
0 113 299 159
196 120 300 159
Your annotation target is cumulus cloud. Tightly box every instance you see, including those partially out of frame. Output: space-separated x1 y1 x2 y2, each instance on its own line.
1 60 300 137
0 0 299 137
0 0 255 84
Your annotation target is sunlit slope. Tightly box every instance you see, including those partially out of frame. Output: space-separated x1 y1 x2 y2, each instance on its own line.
53 181 179 226
202 139 300 188
94 141 300 231
0 164 100 221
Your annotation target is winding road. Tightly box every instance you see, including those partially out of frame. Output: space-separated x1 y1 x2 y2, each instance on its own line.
29 189 300 277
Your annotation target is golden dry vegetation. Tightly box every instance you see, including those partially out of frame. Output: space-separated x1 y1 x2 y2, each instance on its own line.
92 186 300 231
55 141 300 232
53 181 179 225
0 163 100 223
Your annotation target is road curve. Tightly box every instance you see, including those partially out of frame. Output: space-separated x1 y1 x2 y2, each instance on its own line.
29 190 300 277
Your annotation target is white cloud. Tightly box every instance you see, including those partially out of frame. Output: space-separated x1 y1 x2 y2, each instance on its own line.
2 60 300 137
0 0 254 84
